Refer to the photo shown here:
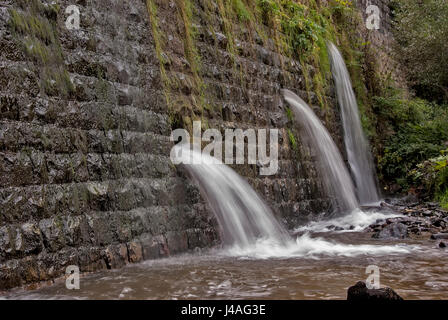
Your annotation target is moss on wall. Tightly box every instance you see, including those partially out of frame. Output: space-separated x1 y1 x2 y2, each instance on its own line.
144 0 384 154
145 0 171 105
8 1 74 98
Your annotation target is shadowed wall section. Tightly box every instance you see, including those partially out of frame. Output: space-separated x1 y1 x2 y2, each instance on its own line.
0 0 217 290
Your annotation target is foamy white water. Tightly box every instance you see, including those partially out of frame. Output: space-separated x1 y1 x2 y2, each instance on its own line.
223 233 414 259
172 144 412 262
295 208 402 233
172 144 291 247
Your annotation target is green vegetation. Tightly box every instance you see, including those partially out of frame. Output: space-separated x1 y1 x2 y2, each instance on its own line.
409 150 448 209
232 0 253 22
285 107 294 122
9 9 57 44
143 0 377 159
373 86 448 198
145 0 171 105
254 0 373 124
175 0 208 113
143 0 448 207
288 129 298 151
257 0 333 56
370 0 448 207
392 0 448 103
146 0 211 132
216 0 250 85
8 1 74 97
43 68 74 97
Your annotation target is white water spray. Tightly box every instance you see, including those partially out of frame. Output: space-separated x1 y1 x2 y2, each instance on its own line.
172 144 291 248
283 89 359 213
295 208 402 233
173 142 412 259
224 233 413 259
328 42 381 205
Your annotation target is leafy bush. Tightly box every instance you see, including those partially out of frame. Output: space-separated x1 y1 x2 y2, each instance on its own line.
256 0 343 55
392 0 448 103
438 188 448 210
409 150 448 208
374 88 448 189
280 1 324 54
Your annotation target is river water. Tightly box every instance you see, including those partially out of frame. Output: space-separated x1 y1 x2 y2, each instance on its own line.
4 227 447 300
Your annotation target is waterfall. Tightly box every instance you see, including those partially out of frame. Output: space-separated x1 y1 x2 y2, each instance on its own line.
172 145 291 248
283 89 359 214
328 42 381 205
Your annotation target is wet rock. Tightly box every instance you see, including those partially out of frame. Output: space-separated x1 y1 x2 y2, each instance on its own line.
39 218 66 252
0 226 12 258
423 210 433 217
127 242 143 263
21 223 43 255
430 233 448 240
62 215 90 247
427 202 439 208
165 231 188 255
438 241 446 249
347 281 403 301
387 194 419 207
103 244 129 269
214 32 228 49
140 236 161 260
372 222 408 239
0 260 22 290
270 112 288 127
389 184 402 194
409 226 421 235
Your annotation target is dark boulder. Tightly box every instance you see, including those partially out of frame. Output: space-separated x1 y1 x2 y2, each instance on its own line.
431 233 448 240
389 184 402 194
427 202 439 208
347 281 403 301
438 241 446 248
372 222 408 239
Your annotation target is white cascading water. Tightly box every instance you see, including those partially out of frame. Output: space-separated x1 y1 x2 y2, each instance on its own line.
172 144 291 248
283 89 359 214
172 144 411 258
328 42 381 205
295 208 402 233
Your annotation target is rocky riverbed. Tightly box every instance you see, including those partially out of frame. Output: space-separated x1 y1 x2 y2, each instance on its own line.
365 197 448 249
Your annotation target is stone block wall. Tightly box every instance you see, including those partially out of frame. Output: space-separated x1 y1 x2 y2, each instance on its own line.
356 0 406 85
0 0 217 290
150 0 335 225
0 0 398 290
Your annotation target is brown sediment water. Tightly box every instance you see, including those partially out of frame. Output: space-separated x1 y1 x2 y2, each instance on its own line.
3 232 447 300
